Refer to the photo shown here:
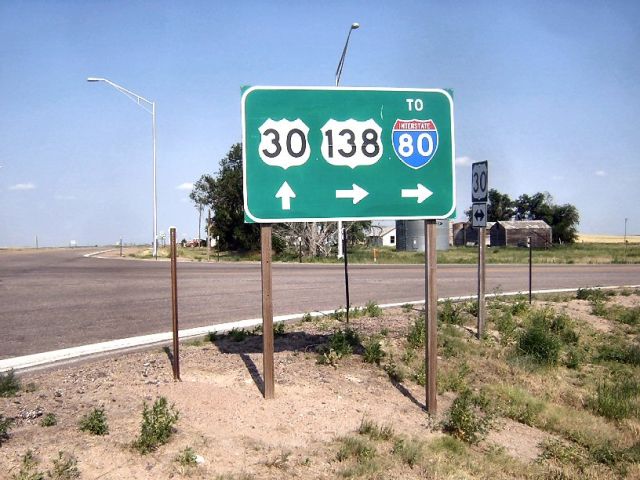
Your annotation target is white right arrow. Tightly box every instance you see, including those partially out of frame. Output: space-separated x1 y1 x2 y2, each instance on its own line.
336 184 369 204
401 183 433 203
275 181 296 210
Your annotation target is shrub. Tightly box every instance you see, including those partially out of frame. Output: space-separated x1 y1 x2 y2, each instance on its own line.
518 326 561 365
610 306 640 326
1 414 12 445
392 437 423 467
438 362 470 394
358 418 393 441
273 322 285 337
0 369 20 397
589 377 639 420
597 339 640 366
301 312 313 322
175 447 198 467
462 301 478 316
443 389 493 444
12 450 44 480
48 451 80 480
495 311 517 344
576 288 610 302
383 356 406 383
40 413 57 427
364 301 382 318
517 310 565 365
363 338 385 365
329 328 359 355
228 328 249 342
406 317 425 349
336 436 376 463
133 397 180 454
439 300 463 325
509 295 529 315
78 408 108 436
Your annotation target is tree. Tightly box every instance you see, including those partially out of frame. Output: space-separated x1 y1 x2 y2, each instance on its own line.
551 204 579 243
189 174 214 240
487 189 514 221
209 144 260 251
465 188 514 222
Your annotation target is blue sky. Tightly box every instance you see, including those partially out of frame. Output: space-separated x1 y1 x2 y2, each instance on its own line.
1 0 638 247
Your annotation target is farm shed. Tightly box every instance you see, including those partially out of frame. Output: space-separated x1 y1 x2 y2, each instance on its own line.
453 222 494 246
489 220 552 247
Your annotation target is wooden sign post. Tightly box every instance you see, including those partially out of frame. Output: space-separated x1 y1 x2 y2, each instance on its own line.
425 220 438 414
261 224 275 399
169 227 181 381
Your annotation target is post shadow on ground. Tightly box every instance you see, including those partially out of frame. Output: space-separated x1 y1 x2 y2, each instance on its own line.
209 329 331 395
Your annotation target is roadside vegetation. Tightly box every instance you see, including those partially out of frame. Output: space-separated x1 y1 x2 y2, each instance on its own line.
2 289 638 478
130 241 640 264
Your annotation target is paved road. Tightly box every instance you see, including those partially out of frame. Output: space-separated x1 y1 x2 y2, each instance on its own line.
1 248 639 358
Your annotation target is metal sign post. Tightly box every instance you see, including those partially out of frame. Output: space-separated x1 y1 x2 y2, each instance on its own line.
471 161 488 339
169 227 180 381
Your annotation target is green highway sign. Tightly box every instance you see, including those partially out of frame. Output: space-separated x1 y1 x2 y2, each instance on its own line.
242 86 455 223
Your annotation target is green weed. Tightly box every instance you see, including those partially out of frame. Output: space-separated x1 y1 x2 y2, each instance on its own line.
438 362 470 394
362 337 385 365
48 451 80 480
1 414 12 445
439 299 463 325
406 317 425 349
133 397 179 454
11 451 44 480
0 369 20 397
589 376 639 420
495 311 518 344
443 389 493 444
273 322 285 337
228 328 249 342
392 437 423 467
364 301 382 317
357 418 393 441
40 413 57 427
175 446 198 467
78 408 108 436
336 436 376 463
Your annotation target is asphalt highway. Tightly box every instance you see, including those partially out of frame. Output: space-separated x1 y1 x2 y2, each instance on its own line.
1 248 639 358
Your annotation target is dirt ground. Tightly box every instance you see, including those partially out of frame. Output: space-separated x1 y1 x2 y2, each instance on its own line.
0 307 558 480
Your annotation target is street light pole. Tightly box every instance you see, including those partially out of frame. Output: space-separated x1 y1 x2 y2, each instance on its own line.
335 22 360 260
87 77 158 259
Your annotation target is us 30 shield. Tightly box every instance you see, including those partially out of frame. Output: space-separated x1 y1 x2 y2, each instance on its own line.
392 119 439 169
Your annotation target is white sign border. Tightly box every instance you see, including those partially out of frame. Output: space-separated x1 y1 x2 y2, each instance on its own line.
241 86 456 223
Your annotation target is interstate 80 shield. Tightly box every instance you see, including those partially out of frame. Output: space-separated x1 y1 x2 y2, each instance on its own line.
392 119 439 169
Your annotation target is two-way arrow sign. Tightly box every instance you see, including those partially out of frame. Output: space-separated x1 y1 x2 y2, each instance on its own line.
471 203 487 228
401 184 433 204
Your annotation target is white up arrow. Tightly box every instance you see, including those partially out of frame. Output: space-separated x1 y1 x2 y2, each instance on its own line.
275 181 296 210
401 183 433 203
336 184 369 204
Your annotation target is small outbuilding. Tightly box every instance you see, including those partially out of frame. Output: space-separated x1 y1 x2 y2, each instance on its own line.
368 226 396 248
453 222 494 246
489 220 552 248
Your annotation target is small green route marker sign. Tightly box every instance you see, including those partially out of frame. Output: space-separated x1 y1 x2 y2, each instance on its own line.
242 86 455 223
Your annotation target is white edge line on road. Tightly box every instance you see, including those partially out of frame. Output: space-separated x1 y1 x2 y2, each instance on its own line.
83 249 115 258
2 284 639 373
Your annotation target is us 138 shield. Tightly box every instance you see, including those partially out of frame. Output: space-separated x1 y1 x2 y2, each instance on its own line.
392 119 439 169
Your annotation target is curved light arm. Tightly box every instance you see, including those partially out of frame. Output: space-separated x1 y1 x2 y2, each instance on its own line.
335 23 360 87
87 77 154 114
